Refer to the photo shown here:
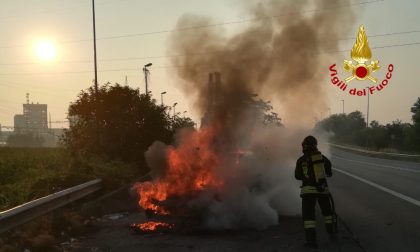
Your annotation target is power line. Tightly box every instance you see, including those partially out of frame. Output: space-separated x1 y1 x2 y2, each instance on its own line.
0 0 383 49
3 26 420 67
0 40 418 76
324 41 420 54
0 0 132 22
83 0 386 42
340 29 420 41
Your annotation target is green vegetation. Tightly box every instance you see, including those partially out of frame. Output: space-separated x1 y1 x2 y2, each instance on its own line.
0 147 140 211
316 97 420 153
1 83 196 211
63 83 194 167
6 133 45 147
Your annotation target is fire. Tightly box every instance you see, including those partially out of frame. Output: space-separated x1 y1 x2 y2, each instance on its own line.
133 125 226 215
131 221 174 232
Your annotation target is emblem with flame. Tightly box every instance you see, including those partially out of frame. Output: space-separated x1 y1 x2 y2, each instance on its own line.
343 25 380 83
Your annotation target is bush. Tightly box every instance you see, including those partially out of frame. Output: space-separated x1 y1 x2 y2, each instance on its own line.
0 148 141 211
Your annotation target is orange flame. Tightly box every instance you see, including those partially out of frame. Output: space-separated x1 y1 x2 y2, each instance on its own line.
133 125 225 214
131 221 173 231
351 25 372 63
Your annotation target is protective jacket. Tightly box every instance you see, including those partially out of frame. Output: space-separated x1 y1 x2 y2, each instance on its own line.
295 151 332 195
295 150 335 246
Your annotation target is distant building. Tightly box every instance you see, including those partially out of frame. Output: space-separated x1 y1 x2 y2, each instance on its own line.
9 96 64 147
14 114 25 133
39 128 64 147
24 103 48 133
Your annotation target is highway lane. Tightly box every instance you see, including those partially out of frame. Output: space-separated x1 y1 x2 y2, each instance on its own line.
328 148 420 252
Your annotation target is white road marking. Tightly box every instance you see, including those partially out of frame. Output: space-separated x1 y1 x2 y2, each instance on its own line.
333 167 420 208
333 156 420 174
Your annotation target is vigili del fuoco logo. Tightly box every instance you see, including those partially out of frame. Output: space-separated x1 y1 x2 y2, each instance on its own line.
329 25 394 96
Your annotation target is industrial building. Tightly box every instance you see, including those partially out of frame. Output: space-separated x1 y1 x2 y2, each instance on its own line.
2 94 65 147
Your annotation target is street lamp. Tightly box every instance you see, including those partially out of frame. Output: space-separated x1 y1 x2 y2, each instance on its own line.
92 0 98 95
366 87 371 149
143 63 152 94
366 87 370 128
160 91 167 105
173 102 178 118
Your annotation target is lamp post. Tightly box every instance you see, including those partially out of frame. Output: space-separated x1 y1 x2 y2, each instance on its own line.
341 99 344 114
92 0 98 95
173 102 178 118
366 87 370 149
161 91 166 105
366 87 370 128
143 63 152 94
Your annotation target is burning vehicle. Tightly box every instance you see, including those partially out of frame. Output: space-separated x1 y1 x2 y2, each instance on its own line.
130 73 301 232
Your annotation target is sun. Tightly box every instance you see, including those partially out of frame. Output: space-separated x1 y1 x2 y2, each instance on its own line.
35 40 57 61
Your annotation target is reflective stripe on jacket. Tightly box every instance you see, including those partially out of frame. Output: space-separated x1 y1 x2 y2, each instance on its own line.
301 185 330 195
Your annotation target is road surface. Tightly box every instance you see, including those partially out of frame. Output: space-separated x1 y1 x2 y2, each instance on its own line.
330 147 420 252
62 148 419 251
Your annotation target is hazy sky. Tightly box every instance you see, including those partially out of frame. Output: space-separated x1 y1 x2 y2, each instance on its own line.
0 0 419 129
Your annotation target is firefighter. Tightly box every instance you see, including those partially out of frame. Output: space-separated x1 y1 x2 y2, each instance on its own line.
295 135 336 248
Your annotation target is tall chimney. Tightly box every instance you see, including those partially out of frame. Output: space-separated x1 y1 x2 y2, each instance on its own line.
214 72 221 100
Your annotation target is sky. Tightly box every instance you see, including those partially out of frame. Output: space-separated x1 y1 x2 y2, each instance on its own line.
0 0 419 129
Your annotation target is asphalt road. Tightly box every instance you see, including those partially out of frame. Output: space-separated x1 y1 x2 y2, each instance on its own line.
58 147 420 252
329 147 420 252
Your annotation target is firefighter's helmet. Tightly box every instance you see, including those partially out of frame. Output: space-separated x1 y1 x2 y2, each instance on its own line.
302 135 317 151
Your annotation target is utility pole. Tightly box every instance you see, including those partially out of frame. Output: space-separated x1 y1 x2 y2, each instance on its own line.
366 87 370 149
366 87 370 128
161 91 166 105
143 63 152 94
341 99 344 114
92 0 98 95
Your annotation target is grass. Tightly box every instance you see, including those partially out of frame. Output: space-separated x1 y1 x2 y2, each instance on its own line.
0 147 143 211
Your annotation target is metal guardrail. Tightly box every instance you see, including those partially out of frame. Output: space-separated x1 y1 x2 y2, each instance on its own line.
0 179 102 234
329 143 420 158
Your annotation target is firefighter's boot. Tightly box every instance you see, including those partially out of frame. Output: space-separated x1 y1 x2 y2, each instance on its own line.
325 215 338 241
304 228 318 248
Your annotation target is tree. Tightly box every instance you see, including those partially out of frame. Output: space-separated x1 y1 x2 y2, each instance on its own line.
385 120 407 150
368 121 388 150
315 98 420 153
411 97 420 125
171 116 195 131
253 99 283 127
63 83 187 166
316 111 365 145
409 97 420 151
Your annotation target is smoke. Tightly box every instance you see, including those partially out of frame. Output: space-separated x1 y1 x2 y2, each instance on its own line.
169 0 355 126
140 0 355 230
